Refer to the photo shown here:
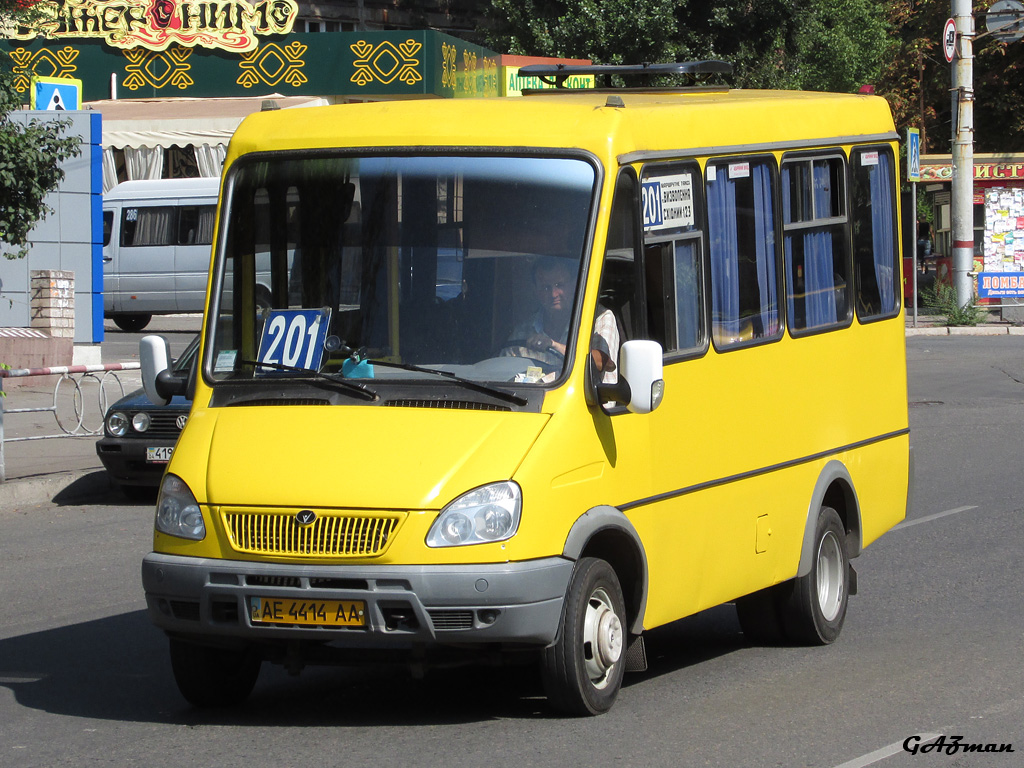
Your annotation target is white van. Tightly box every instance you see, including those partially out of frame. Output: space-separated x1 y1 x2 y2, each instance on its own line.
103 177 220 331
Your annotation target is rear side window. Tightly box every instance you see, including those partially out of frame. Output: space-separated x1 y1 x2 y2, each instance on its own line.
707 158 781 349
178 205 216 245
850 147 899 319
121 206 176 247
782 155 850 332
121 204 217 247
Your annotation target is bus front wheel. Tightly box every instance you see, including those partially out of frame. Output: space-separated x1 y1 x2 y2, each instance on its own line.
169 638 262 708
541 557 627 716
782 506 849 644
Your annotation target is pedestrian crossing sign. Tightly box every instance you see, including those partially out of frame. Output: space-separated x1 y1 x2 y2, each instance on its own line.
30 77 82 111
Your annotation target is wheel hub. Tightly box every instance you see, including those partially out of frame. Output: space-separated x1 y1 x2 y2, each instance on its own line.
584 588 623 687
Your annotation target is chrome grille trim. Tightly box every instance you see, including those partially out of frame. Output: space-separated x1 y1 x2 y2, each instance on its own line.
222 510 405 557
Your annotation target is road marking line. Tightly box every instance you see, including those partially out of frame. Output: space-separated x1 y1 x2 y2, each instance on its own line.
894 506 977 530
832 733 942 768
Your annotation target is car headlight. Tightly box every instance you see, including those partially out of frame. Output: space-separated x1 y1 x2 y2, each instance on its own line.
106 411 128 437
155 474 205 540
426 481 521 547
132 412 152 432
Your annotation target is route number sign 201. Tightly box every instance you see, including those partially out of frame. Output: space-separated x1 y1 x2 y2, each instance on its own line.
257 309 331 371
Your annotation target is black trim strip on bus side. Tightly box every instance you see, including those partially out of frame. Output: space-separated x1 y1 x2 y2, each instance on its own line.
617 427 911 512
618 132 901 166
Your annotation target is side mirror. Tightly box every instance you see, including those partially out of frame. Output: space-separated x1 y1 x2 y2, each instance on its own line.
140 335 188 406
597 339 665 414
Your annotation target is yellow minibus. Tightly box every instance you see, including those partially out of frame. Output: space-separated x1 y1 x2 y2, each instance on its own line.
140 62 911 716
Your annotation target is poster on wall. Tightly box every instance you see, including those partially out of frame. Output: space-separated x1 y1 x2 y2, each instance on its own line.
978 186 1024 298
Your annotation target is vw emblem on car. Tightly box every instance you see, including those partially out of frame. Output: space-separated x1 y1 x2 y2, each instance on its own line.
296 509 317 525
175 414 188 430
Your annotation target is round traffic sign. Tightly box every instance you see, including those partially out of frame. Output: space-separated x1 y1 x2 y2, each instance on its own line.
986 0 1024 43
943 18 957 62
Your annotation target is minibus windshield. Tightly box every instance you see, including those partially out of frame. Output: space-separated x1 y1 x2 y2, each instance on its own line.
208 154 596 390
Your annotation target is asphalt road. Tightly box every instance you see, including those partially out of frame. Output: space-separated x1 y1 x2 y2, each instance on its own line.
101 314 202 364
2 335 1022 768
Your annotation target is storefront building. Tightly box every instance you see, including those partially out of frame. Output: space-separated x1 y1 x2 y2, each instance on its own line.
919 153 1024 306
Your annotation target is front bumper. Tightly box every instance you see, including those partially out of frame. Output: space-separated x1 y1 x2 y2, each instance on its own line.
142 552 574 648
96 437 173 487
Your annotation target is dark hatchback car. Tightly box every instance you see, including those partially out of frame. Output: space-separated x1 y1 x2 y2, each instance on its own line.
96 336 198 497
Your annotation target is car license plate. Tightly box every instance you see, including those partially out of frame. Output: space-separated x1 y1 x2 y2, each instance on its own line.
146 446 174 463
249 597 367 627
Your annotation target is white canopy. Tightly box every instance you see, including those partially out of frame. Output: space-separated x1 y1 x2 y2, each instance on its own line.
84 94 329 149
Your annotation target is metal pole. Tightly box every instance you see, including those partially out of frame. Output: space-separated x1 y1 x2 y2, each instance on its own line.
952 0 975 309
1 378 6 484
912 181 919 326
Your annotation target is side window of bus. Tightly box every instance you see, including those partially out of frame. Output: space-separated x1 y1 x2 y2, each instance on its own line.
641 163 706 355
102 210 113 247
178 205 216 245
122 206 176 247
594 172 639 384
707 158 781 348
781 155 850 332
850 147 900 319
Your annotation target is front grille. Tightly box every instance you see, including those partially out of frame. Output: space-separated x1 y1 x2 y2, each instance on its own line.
141 411 185 438
428 610 474 630
222 509 405 557
246 575 301 588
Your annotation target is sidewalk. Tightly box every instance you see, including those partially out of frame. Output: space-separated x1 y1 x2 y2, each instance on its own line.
0 367 144 509
2 316 1023 510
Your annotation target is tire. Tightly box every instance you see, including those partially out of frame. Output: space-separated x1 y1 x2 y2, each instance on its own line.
169 638 261 708
781 506 849 645
541 557 627 716
112 314 152 332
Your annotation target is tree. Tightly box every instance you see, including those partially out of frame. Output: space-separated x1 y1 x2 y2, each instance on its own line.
876 0 1024 153
486 0 680 66
0 0 81 260
485 0 895 94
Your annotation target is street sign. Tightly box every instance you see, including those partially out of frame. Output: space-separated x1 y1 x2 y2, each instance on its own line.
29 76 82 110
906 128 921 182
943 18 957 62
985 0 1024 43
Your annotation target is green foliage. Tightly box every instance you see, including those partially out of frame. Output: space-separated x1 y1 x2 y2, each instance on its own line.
921 279 987 326
485 0 895 94
0 55 81 261
486 0 679 66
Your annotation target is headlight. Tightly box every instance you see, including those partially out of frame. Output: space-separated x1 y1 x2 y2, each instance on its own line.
106 411 128 437
426 481 521 547
132 412 152 432
155 474 206 540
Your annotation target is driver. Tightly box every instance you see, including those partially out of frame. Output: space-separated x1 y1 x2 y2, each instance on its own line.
503 257 619 382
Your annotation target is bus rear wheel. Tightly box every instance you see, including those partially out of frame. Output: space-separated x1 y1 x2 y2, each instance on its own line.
541 557 626 716
781 506 849 644
169 638 261 708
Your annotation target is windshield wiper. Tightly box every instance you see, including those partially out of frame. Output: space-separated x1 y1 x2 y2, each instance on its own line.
362 359 529 406
239 360 377 401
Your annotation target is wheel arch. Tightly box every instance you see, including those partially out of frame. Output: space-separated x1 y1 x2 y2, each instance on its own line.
797 460 862 578
562 505 648 635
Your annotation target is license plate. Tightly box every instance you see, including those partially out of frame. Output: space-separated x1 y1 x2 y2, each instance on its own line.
146 446 174 463
249 597 367 627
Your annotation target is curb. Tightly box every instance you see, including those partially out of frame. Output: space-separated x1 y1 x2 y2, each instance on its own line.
905 325 1024 336
0 469 116 510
